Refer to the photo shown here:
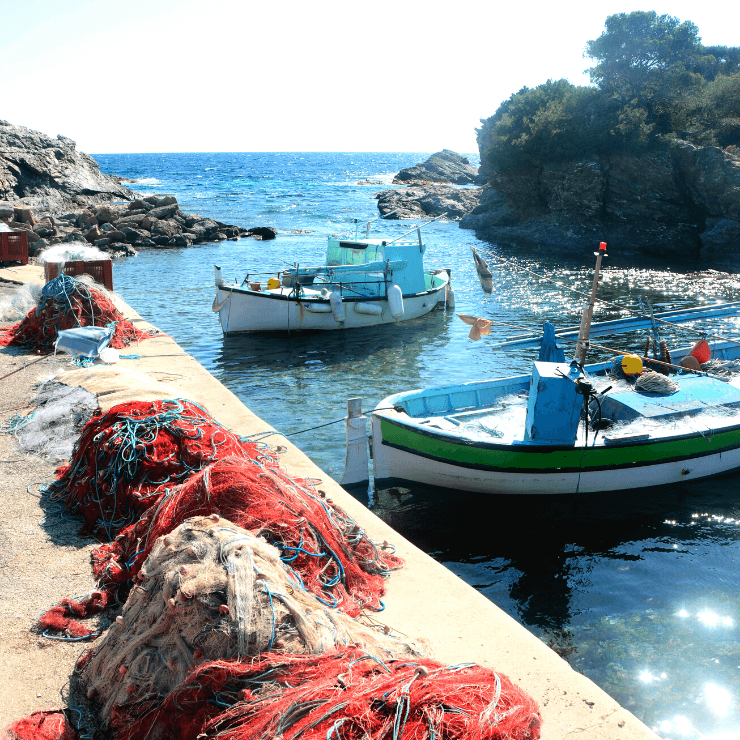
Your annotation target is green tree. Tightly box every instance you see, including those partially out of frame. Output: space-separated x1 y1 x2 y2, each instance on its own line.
676 73 740 147
585 11 709 129
477 79 651 177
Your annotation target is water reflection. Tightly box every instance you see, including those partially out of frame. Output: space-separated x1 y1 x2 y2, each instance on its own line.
368 477 740 736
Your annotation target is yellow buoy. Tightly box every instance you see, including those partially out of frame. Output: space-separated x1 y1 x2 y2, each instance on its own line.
266 278 280 290
621 354 643 377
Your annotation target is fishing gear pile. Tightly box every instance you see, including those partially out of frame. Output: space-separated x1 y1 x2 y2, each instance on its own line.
0 275 147 352
36 400 268 638
40 454 403 638
4 709 76 740
108 646 541 740
47 399 263 540
79 517 422 734
635 369 680 395
93 457 402 616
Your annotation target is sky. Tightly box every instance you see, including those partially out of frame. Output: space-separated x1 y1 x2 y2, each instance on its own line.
1 0 738 154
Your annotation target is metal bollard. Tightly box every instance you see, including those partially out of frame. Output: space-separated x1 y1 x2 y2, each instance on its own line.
340 398 369 488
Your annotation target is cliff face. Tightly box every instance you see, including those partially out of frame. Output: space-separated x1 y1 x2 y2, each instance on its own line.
462 139 740 262
0 120 133 213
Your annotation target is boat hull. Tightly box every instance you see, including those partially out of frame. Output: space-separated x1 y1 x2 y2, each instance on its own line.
371 341 740 495
372 412 740 494
214 273 450 333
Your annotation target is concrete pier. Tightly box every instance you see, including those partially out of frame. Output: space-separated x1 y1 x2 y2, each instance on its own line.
0 264 658 738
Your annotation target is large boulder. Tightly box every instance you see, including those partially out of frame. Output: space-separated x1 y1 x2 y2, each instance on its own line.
393 150 485 185
0 119 134 212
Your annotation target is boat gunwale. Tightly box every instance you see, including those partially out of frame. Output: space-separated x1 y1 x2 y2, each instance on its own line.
376 410 740 454
216 273 449 303
376 414 740 475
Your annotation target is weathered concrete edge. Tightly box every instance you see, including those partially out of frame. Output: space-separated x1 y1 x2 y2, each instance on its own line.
0 265 658 740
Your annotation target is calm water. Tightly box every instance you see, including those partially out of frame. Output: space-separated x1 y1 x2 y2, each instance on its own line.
94 152 740 739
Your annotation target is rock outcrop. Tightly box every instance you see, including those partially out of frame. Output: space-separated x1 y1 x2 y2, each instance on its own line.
393 150 484 185
0 120 134 212
0 195 277 259
376 149 484 221
0 120 277 258
462 139 740 263
376 184 482 220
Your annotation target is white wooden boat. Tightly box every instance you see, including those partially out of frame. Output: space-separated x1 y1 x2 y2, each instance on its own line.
212 217 452 333
371 246 740 495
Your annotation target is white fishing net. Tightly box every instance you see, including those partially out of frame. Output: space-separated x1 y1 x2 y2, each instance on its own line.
0 282 42 322
14 381 98 461
80 516 424 724
35 242 110 265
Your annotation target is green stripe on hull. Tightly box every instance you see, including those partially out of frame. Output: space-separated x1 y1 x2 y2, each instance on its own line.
379 418 740 473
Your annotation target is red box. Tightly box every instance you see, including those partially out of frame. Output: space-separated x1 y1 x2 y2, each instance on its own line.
0 231 29 265
45 259 114 291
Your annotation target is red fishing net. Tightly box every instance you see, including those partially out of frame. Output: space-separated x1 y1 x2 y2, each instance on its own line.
47 400 263 540
37 400 266 638
110 649 542 740
95 457 401 615
0 275 147 352
4 709 76 740
41 454 402 638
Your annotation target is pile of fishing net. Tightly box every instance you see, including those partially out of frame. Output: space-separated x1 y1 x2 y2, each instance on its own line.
78 517 423 733
40 454 402 638
46 399 264 541
104 647 542 740
4 709 76 740
0 274 147 352
634 369 680 395
9 381 99 462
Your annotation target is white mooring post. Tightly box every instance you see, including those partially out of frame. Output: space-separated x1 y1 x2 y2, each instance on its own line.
340 397 369 488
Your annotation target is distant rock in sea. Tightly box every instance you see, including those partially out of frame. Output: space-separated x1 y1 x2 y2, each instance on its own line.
376 184 481 220
0 194 276 259
0 119 277 258
393 150 485 186
376 150 483 220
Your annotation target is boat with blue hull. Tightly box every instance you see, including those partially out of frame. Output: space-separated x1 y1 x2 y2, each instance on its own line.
212 216 452 334
371 245 740 495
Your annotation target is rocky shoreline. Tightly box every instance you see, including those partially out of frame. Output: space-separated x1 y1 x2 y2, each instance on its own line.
376 145 740 266
0 120 276 259
1 197 276 260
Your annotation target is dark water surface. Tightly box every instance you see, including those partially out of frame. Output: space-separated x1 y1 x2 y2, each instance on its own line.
95 152 740 738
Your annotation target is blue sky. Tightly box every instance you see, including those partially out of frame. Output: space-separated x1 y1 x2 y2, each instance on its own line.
1 0 737 153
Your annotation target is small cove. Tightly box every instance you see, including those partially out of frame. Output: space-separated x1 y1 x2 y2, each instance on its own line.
97 151 740 738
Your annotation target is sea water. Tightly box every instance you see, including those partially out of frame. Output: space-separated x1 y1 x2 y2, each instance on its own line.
95 152 740 739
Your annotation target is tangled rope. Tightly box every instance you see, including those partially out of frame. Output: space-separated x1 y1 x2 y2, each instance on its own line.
107 648 542 740
77 518 419 730
0 275 147 352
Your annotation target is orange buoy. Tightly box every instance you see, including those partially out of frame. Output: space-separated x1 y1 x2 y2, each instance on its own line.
690 340 711 364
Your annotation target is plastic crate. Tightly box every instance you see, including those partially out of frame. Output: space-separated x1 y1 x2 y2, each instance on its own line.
0 231 29 265
45 259 113 290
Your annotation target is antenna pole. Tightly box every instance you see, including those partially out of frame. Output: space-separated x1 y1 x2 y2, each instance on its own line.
574 242 608 366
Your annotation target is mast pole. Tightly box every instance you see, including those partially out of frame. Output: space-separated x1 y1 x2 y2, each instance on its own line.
574 241 608 366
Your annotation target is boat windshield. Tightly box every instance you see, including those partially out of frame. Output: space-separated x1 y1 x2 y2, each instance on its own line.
326 240 384 267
